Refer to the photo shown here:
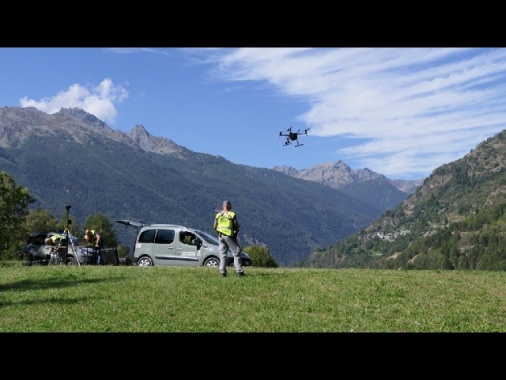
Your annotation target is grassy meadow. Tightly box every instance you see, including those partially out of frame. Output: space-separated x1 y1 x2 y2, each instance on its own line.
0 263 505 332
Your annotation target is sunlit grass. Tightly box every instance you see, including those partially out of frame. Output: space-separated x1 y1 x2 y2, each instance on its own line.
0 264 504 332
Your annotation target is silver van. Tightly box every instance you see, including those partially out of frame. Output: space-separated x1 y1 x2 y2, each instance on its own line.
116 220 252 267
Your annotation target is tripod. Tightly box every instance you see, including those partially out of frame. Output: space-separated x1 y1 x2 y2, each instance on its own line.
47 238 66 266
47 230 81 267
67 230 81 267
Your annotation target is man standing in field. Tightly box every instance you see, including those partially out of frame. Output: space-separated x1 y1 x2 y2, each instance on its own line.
213 200 245 277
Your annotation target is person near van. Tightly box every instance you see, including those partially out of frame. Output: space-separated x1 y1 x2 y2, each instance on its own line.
45 234 65 246
45 234 66 256
213 200 245 277
84 229 104 265
44 233 66 260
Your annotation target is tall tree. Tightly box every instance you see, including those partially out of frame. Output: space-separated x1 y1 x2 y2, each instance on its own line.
23 208 59 235
0 171 35 258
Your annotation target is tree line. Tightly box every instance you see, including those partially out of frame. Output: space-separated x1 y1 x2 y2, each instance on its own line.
0 171 278 267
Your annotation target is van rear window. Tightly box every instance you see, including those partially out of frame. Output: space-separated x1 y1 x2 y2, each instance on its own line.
154 229 174 244
138 229 156 243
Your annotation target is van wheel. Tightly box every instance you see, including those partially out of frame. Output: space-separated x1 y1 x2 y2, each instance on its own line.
203 257 220 267
137 256 154 267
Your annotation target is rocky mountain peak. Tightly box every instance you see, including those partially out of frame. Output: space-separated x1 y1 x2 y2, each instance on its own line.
273 159 421 193
127 124 188 156
129 124 150 140
54 107 109 130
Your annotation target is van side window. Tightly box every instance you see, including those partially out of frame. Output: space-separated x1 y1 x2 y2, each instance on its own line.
180 231 196 245
155 229 174 244
139 229 156 243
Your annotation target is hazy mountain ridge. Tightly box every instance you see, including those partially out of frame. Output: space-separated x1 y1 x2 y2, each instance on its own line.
274 161 423 194
273 161 421 211
274 161 383 186
299 129 506 270
389 178 425 194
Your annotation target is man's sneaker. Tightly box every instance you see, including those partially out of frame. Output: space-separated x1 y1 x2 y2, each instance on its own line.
220 273 227 277
237 271 245 277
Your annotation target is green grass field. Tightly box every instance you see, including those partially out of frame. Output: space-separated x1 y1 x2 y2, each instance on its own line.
1 264 505 332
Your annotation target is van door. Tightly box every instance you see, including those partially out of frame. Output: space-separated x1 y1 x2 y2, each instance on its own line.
174 230 200 266
150 228 180 265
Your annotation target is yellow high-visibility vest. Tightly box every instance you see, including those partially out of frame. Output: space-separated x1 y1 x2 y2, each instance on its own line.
215 211 236 236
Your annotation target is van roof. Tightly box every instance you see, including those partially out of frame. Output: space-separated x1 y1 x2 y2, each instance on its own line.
149 224 187 228
116 220 190 230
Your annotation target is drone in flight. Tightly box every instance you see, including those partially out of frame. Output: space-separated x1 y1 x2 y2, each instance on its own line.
279 127 310 147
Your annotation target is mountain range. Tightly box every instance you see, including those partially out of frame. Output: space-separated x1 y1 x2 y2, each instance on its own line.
274 161 423 210
0 106 425 266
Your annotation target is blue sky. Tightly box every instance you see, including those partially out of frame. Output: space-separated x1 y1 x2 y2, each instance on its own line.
1 47 506 180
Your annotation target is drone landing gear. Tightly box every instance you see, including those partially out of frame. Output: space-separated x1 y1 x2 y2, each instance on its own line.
279 126 309 148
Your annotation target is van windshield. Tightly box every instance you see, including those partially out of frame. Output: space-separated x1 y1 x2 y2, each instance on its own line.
193 229 218 245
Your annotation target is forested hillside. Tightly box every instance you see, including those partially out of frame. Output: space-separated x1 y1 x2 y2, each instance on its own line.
299 129 506 270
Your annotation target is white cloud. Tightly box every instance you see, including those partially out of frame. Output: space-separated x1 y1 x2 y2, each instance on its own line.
19 78 128 125
195 48 506 178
